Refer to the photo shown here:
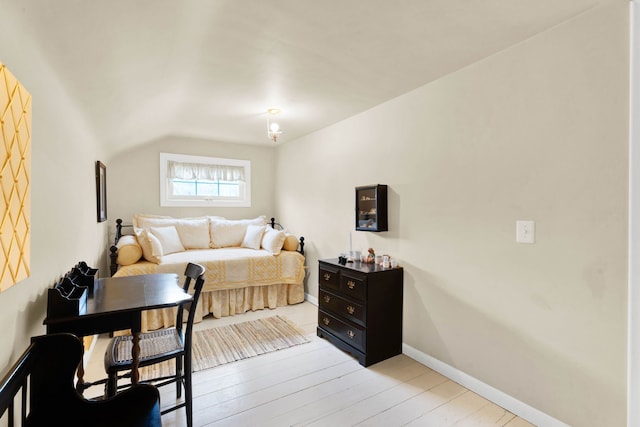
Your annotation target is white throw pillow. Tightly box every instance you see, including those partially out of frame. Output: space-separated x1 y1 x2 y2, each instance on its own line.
241 225 266 250
146 230 164 257
175 218 210 249
134 227 161 264
261 227 286 255
133 214 210 250
132 213 174 229
149 226 185 255
209 216 267 248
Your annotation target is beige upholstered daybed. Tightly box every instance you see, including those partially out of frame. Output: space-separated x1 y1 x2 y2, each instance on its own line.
109 214 305 331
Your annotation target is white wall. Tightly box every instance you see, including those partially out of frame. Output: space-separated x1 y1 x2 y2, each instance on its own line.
0 2 109 367
275 3 629 426
628 2 640 426
0 2 630 425
107 135 276 228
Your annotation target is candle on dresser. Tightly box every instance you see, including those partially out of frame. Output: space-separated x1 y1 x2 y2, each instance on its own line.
348 232 354 261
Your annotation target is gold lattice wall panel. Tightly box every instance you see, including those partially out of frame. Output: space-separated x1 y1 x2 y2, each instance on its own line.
0 62 31 292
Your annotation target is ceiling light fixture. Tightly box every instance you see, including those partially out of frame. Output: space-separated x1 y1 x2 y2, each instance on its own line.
267 108 282 143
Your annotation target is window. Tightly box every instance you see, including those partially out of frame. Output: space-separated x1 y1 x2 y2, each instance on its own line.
160 153 251 207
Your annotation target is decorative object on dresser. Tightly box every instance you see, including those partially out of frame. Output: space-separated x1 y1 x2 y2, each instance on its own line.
356 184 388 232
108 214 306 329
317 258 403 366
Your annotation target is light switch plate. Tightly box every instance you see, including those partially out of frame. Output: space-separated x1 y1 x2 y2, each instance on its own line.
516 220 535 244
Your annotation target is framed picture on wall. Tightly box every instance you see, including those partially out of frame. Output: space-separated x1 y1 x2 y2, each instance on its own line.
96 161 107 223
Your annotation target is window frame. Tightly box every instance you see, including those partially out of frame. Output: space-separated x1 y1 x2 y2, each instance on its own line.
160 152 251 207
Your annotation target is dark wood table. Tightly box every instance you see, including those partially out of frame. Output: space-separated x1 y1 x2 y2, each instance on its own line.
44 273 192 390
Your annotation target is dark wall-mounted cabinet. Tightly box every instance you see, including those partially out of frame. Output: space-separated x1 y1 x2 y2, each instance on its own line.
355 184 388 232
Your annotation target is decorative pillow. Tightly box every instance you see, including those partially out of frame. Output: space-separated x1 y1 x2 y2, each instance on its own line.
241 225 266 250
134 228 161 264
146 229 164 258
261 227 286 255
282 234 299 252
149 226 185 255
132 213 174 229
209 216 267 248
175 218 210 249
133 214 211 250
116 235 143 266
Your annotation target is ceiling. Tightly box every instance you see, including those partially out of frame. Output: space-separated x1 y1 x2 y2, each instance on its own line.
8 0 615 150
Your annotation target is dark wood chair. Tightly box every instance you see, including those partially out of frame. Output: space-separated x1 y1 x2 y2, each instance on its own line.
0 333 162 427
104 262 206 427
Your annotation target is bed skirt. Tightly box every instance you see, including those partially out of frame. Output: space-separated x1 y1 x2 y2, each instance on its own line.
140 282 305 331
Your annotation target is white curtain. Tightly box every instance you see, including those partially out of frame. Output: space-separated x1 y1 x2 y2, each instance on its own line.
167 161 245 182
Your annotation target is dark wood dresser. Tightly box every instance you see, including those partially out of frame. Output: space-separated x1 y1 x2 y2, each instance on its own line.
317 258 403 366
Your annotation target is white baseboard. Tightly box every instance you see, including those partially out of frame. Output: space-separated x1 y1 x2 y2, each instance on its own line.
402 344 570 427
305 293 318 306
304 295 562 425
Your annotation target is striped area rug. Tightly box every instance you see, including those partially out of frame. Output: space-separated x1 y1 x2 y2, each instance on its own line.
140 315 310 380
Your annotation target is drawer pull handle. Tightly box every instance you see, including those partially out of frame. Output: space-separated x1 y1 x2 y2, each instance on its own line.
323 317 330 326
347 330 355 339
323 273 331 281
323 295 331 303
346 305 355 315
347 280 356 289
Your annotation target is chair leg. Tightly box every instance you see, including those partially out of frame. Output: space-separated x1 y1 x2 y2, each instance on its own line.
106 371 117 397
176 356 183 398
185 355 193 427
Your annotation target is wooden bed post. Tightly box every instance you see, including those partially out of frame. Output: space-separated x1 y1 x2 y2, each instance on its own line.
109 219 123 277
269 217 304 254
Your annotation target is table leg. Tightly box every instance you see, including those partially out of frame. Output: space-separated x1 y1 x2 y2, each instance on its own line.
131 330 140 385
130 315 142 385
75 343 86 394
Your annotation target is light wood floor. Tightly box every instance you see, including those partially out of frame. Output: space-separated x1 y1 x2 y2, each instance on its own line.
84 302 535 427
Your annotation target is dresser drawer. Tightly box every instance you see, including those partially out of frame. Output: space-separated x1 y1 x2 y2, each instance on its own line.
318 309 365 352
319 265 340 292
340 272 366 301
319 288 365 326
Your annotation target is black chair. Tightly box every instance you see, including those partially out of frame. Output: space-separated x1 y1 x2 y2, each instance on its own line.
104 262 206 427
0 333 161 427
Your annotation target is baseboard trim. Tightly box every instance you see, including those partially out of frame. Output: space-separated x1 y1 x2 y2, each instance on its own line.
305 293 318 306
402 344 569 427
304 295 566 426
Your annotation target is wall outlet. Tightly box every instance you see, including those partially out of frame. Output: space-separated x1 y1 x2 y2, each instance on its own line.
516 220 535 244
